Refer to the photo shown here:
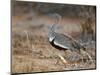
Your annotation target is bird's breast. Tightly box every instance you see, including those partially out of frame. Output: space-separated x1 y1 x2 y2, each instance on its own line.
49 38 53 42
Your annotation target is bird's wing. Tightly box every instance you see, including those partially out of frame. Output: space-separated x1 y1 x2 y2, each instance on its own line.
54 34 73 49
54 40 70 49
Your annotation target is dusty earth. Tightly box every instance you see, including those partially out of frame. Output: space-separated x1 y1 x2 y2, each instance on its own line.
12 13 96 74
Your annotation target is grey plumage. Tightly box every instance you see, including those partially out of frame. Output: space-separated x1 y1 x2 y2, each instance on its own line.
48 13 85 52
49 31 85 51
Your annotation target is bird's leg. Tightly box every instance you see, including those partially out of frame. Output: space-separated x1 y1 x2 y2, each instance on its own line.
57 54 68 65
57 51 69 67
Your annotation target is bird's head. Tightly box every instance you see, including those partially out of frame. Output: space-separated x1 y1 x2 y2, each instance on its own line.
48 13 62 42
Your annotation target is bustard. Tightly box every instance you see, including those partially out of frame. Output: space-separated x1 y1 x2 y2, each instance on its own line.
48 13 93 64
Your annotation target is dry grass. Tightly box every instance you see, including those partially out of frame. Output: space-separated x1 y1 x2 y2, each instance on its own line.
12 14 96 74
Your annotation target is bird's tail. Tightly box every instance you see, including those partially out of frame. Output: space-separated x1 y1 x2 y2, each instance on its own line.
67 35 86 51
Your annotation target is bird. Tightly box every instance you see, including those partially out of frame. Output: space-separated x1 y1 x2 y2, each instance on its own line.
48 13 85 52
48 13 92 64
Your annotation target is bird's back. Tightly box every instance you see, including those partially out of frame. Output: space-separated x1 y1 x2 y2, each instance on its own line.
53 32 86 51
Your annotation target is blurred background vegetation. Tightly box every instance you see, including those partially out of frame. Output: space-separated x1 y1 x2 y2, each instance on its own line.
12 1 96 42
12 1 96 18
